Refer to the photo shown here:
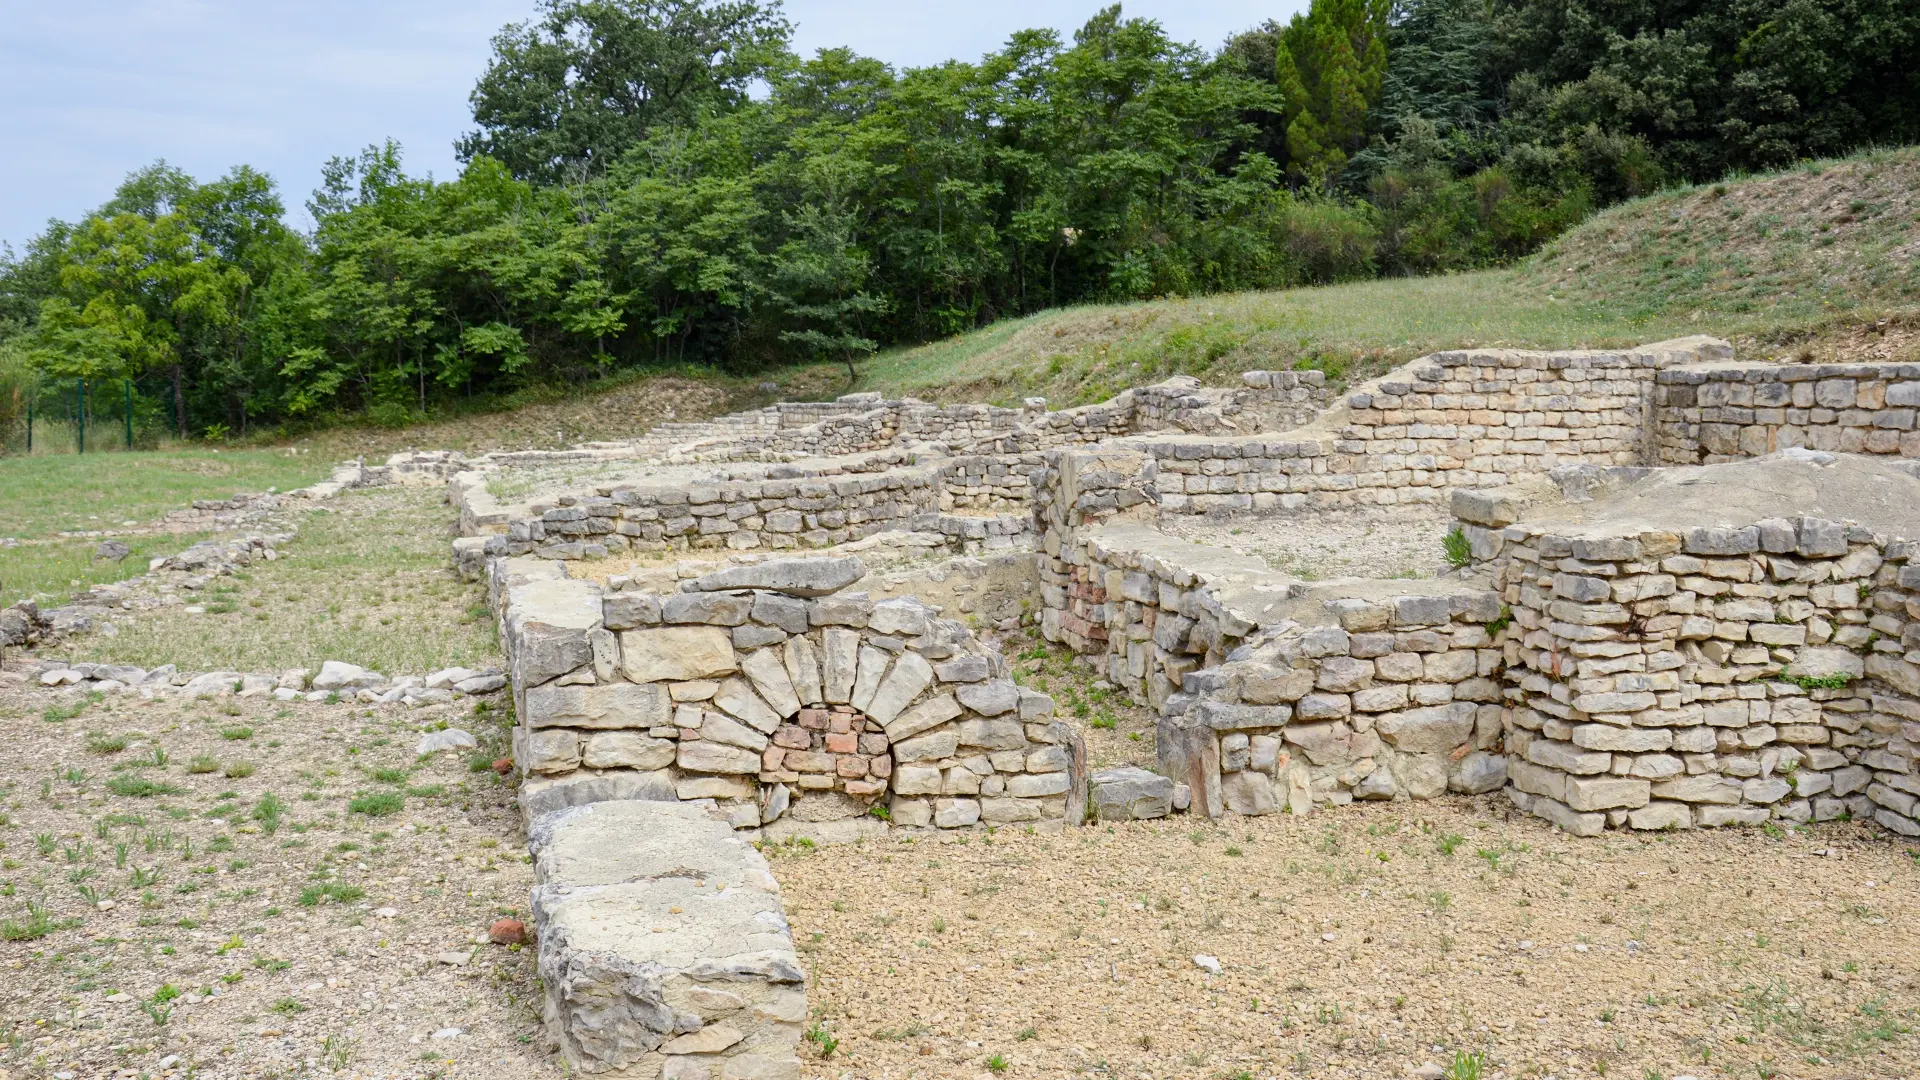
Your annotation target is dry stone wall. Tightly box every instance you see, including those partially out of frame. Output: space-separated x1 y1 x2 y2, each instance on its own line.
1655 362 1920 463
1475 511 1920 837
496 556 1087 838
1160 590 1511 818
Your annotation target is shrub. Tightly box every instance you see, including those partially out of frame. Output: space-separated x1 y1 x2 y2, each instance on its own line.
1443 526 1472 568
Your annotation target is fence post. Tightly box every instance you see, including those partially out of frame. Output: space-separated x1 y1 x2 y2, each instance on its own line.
124 379 133 450
24 379 32 453
77 378 86 454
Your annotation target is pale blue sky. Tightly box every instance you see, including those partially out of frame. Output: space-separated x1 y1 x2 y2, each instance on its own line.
0 0 1301 249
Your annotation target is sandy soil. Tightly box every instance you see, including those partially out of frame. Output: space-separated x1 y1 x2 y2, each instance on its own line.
775 800 1920 1080
0 677 545 1080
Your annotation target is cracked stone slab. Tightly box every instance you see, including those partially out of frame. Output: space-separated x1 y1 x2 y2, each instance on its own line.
530 800 805 1077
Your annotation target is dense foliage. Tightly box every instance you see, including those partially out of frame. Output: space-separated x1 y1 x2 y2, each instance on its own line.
3 0 1915 438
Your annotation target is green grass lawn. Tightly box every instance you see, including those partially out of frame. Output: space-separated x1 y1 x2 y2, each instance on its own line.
0 449 329 606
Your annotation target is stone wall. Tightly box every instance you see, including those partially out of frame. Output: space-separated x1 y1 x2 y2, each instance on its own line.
1479 513 1920 836
497 556 1087 838
1655 362 1920 463
1159 590 1511 817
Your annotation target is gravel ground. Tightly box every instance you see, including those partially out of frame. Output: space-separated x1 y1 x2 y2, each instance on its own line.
0 676 545 1080
776 801 1920 1080
1163 509 1456 582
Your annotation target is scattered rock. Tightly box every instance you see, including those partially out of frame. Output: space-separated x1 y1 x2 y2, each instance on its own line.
688 556 866 597
92 540 132 562
1192 954 1222 975
415 728 478 756
488 918 528 945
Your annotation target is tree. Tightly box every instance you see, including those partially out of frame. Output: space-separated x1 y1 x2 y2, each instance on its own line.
458 0 793 182
1272 0 1391 184
768 192 884 383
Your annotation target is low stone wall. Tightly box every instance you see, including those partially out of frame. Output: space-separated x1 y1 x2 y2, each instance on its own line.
1160 589 1510 817
1655 362 1920 463
1482 512 1920 836
529 799 805 1078
498 556 1086 838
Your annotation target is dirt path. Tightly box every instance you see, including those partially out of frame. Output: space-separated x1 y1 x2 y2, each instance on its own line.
0 678 547 1080
774 800 1920 1080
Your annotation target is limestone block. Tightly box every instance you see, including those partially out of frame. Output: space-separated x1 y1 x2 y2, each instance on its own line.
885 694 962 742
1090 766 1173 821
1448 750 1507 794
1627 801 1693 830
525 682 671 731
527 729 582 774
893 729 960 762
678 740 762 775
782 636 823 707
742 648 802 718
602 592 661 631
1221 770 1278 814
866 650 934 725
519 770 676 818
956 678 1019 716
689 556 865 596
1571 723 1672 752
1530 796 1605 837
850 646 890 713
713 678 782 733
1392 753 1448 799
933 797 981 828
661 592 754 626
1376 703 1475 754
822 628 860 703
892 764 944 795
582 731 677 771
621 626 738 684
528 801 800 1075
698 711 771 752
507 578 603 687
1650 774 1744 804
1564 776 1650 812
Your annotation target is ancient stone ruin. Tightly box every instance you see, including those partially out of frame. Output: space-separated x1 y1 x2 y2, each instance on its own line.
432 334 1920 1077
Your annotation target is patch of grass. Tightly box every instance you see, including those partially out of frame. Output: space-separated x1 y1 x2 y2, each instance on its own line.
347 791 403 817
186 755 219 775
1442 526 1472 569
224 761 256 779
298 882 366 907
2 901 78 941
105 775 184 798
220 726 254 741
252 792 285 834
86 732 131 754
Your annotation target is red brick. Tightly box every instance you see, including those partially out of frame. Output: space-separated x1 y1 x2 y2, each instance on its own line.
858 733 889 756
836 755 868 778
868 756 893 779
824 732 859 754
760 748 785 771
828 714 853 734
843 779 887 797
798 709 830 730
773 725 812 749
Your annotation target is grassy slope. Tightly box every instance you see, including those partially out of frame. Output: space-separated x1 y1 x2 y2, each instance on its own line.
859 147 1920 407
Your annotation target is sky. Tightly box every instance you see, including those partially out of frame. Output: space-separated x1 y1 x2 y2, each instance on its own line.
0 0 1302 250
